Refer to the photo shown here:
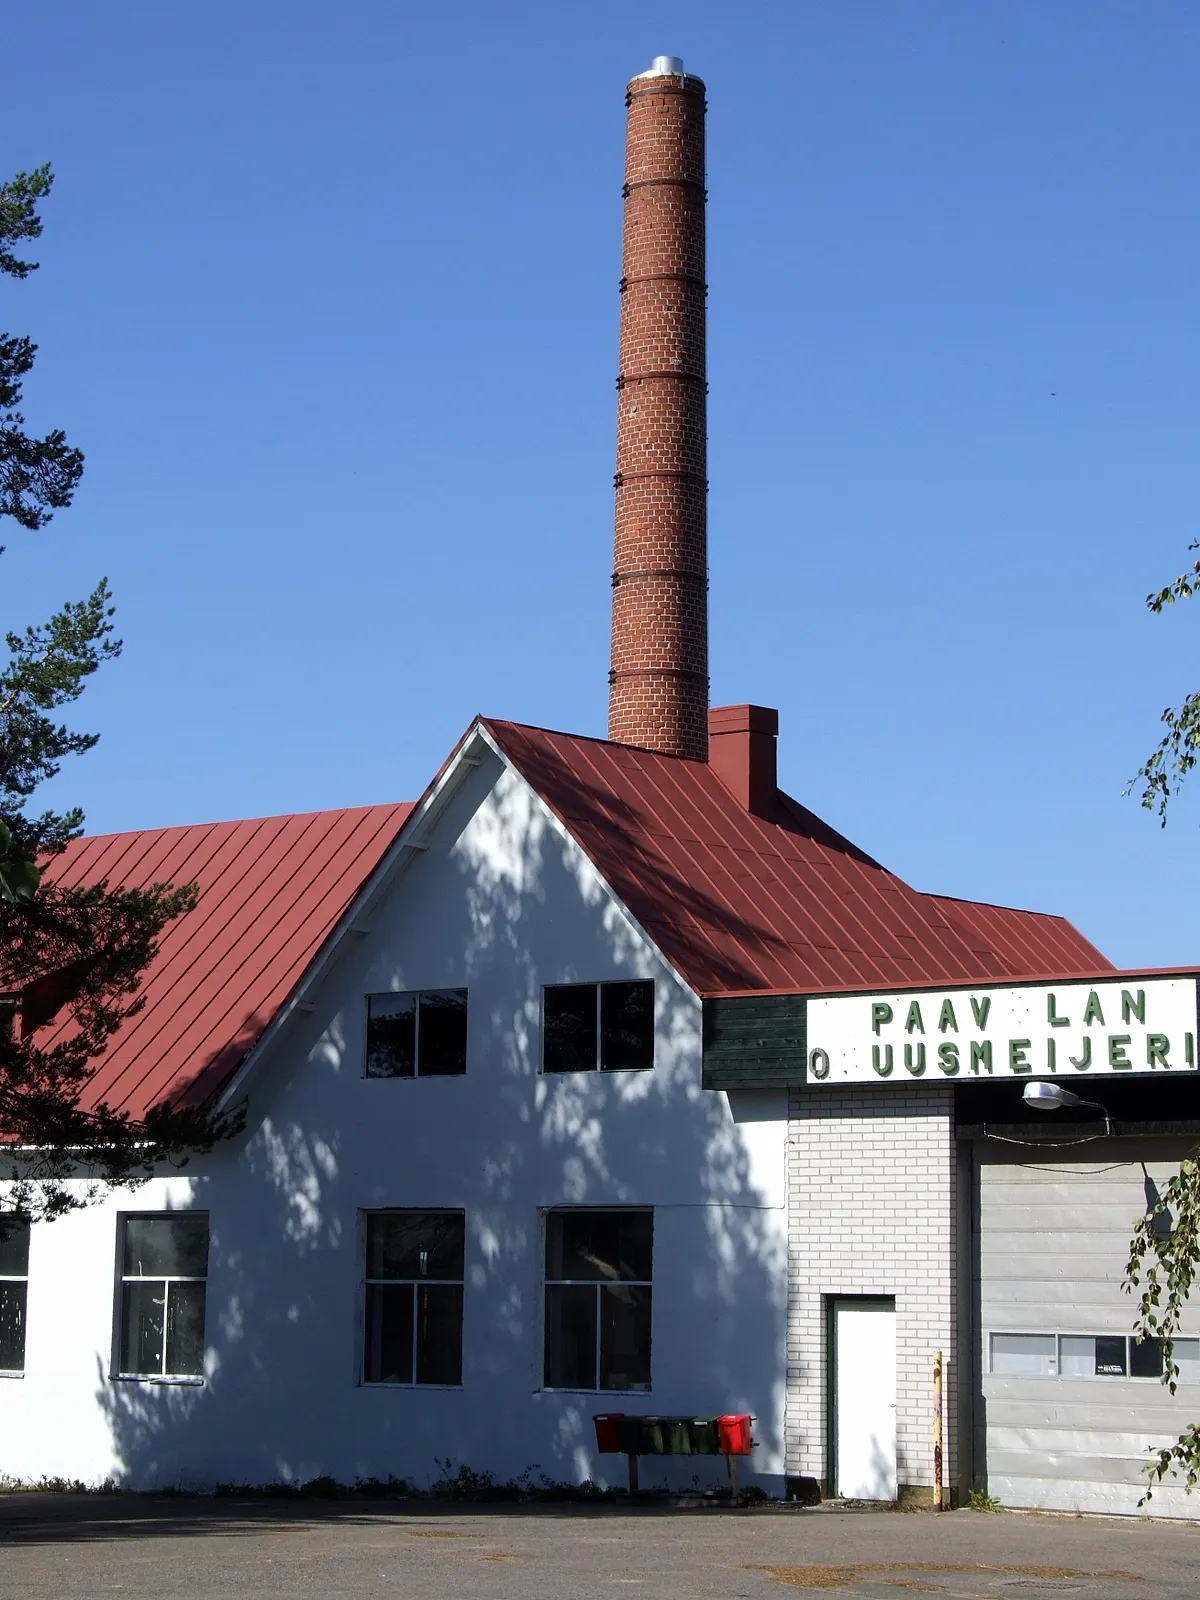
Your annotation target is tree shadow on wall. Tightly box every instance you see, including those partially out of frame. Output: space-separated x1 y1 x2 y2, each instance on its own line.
94 753 789 1495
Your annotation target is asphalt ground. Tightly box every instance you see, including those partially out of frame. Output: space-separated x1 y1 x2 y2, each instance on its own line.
0 1495 1198 1600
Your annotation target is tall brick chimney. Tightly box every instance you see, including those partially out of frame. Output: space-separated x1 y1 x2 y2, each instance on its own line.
608 55 709 760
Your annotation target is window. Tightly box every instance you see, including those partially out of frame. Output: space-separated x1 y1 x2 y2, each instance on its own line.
989 1330 1200 1381
543 1209 652 1391
366 990 468 1078
363 1211 464 1385
0 1216 30 1374
543 981 654 1073
117 1214 208 1379
989 1332 1057 1377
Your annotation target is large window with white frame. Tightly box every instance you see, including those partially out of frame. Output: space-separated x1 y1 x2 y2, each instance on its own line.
366 990 468 1078
0 1216 30 1374
542 981 654 1073
116 1214 209 1379
362 1210 464 1385
543 1208 652 1391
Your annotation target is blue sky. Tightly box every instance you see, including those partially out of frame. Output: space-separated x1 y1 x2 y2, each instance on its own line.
5 2 1199 967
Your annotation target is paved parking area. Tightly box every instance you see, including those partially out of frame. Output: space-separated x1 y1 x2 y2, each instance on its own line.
0 1494 1198 1599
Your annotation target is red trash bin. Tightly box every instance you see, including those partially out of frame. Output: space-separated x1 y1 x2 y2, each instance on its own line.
593 1413 625 1453
717 1413 753 1455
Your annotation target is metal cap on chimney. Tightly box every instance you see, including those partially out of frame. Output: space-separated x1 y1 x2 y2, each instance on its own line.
637 55 685 77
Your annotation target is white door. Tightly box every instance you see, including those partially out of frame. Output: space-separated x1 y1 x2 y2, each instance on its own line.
833 1299 897 1500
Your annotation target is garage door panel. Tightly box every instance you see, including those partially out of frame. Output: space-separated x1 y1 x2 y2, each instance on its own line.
983 1391 1195 1430
977 1143 1199 1518
986 1429 1177 1471
988 1474 1198 1517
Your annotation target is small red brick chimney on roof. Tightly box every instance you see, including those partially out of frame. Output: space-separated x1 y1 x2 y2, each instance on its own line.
608 55 709 761
708 704 779 818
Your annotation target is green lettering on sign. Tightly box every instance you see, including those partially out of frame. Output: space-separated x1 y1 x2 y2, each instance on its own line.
905 1002 925 1035
1188 1033 1195 1067
871 1003 893 1035
1083 990 1105 1026
809 1048 830 1081
970 996 991 1028
1009 1038 1032 1074
937 1042 960 1075
1046 1038 1057 1072
1047 993 1069 1028
1108 1034 1132 1069
1069 1037 1092 1070
969 1040 993 1075
904 1043 926 1076
938 998 958 1033
1122 989 1146 1025
872 1044 894 1077
1146 1034 1170 1069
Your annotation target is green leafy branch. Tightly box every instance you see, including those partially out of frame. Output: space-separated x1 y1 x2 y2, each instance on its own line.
1131 540 1200 823
1125 1152 1200 1499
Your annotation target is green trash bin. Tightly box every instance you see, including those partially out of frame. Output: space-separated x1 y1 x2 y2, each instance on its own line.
688 1417 719 1454
662 1418 692 1455
639 1417 665 1454
617 1416 644 1454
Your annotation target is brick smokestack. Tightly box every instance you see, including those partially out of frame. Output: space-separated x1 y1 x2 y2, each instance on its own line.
608 56 709 760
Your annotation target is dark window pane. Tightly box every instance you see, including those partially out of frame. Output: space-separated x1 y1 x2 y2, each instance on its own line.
599 1283 652 1391
1131 1337 1163 1379
0 1216 29 1276
364 1282 414 1383
0 1280 26 1371
124 1216 208 1278
545 1210 652 1283
1095 1335 1128 1376
544 1283 597 1389
600 981 655 1072
165 1280 206 1375
366 1212 464 1281
121 1280 166 1375
366 993 416 1078
419 990 468 1076
415 1284 463 1384
544 985 597 1073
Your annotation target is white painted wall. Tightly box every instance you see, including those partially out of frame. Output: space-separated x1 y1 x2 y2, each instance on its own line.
1 748 788 1492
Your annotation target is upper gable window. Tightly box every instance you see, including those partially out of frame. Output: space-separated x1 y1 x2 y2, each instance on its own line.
543 981 654 1074
366 990 468 1078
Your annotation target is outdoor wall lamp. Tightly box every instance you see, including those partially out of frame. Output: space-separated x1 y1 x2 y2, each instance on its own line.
1022 1080 1113 1135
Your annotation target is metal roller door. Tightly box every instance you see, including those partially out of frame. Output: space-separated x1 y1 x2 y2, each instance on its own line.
977 1141 1200 1518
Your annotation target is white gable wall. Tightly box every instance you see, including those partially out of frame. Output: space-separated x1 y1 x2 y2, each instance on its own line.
1 746 788 1492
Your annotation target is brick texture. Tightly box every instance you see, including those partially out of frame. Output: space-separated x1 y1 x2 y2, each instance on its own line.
786 1086 958 1497
608 70 709 761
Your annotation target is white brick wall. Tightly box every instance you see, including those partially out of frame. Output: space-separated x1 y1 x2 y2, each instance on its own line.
786 1085 956 1495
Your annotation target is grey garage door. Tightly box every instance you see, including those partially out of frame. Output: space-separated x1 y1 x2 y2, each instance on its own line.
977 1141 1200 1518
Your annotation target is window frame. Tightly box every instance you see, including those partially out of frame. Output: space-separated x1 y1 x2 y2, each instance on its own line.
0 1213 30 1377
113 1212 210 1385
541 1206 653 1394
360 1208 466 1388
988 1329 1200 1381
540 980 656 1075
364 988 469 1080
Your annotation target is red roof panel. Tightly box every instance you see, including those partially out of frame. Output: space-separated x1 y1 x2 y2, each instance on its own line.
481 719 1112 995
42 804 412 1118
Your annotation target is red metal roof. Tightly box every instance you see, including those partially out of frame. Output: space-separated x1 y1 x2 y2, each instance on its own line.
44 804 412 1119
481 719 1112 996
39 717 1112 1119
